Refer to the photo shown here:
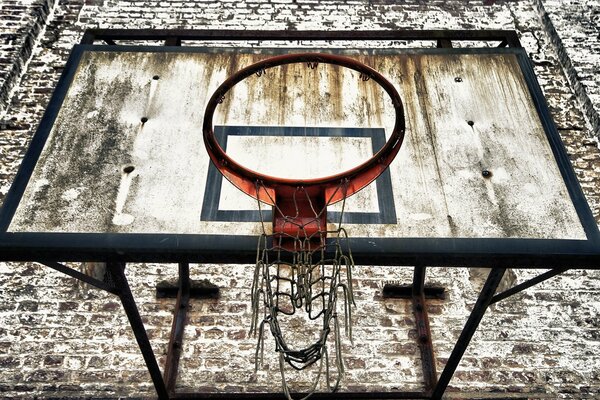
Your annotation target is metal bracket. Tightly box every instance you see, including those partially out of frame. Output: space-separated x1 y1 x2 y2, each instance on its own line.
383 283 445 300
156 278 219 299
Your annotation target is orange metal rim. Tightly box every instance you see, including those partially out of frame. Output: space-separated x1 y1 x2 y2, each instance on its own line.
202 52 406 205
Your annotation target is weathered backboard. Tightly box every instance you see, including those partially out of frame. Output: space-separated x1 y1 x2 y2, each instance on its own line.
1 42 598 266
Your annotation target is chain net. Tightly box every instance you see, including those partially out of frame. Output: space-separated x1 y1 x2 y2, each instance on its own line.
250 181 355 399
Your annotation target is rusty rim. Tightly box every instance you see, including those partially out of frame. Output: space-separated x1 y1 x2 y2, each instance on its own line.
202 52 405 205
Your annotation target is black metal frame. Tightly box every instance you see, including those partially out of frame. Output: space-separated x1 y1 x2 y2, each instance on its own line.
1 30 599 267
1 29 599 399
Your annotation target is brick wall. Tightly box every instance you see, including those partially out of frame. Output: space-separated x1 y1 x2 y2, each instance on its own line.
1 1 599 398
536 0 600 138
0 0 56 113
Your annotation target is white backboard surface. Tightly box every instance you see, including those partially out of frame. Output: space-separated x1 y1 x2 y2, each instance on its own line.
4 47 589 243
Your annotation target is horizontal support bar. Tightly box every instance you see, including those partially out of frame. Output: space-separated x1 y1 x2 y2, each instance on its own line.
171 392 430 399
80 29 521 47
3 234 598 267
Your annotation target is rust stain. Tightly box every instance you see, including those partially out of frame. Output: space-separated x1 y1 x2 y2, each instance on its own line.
326 62 343 124
411 55 455 234
277 63 290 126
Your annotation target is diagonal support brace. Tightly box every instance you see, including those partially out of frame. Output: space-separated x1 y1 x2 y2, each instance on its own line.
490 267 568 305
431 267 506 399
107 262 169 400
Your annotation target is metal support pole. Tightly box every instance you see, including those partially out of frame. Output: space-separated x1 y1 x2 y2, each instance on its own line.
436 39 453 48
164 262 191 393
411 265 437 392
108 262 169 400
431 267 506 400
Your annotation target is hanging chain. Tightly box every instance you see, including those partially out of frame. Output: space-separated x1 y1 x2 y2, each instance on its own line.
250 181 355 399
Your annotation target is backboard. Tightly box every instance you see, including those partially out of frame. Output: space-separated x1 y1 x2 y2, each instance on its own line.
1 39 598 266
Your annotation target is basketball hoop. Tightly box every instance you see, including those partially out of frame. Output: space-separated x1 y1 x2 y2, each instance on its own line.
203 53 405 398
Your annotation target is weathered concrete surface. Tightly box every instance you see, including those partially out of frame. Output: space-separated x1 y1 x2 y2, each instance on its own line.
0 1 599 399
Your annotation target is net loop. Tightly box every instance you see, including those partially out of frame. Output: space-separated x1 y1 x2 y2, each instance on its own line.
256 67 266 77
